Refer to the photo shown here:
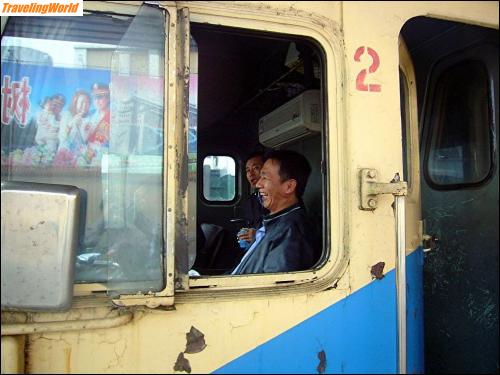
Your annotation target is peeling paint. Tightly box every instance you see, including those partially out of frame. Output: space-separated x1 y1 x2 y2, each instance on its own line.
370 262 385 280
185 326 207 354
229 311 259 331
104 338 127 371
24 336 32 374
174 352 191 373
317 350 326 374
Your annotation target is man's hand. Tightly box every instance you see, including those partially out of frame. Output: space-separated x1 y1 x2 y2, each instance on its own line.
238 228 256 243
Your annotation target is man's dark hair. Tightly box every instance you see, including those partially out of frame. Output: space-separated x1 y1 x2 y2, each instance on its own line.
264 150 311 198
244 151 265 165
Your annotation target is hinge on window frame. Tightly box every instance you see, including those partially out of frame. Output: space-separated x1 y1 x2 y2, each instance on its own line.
359 169 407 210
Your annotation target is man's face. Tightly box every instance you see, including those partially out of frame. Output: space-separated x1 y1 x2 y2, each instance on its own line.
256 159 293 214
245 156 264 188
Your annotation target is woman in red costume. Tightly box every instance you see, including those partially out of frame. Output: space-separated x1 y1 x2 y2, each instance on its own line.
84 83 110 164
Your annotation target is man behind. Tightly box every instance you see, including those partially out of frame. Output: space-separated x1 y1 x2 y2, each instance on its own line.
237 151 269 247
232 150 316 275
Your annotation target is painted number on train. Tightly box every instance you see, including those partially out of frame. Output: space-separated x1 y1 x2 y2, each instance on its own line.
354 46 381 92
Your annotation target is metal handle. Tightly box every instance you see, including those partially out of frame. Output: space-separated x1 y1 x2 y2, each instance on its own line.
359 169 408 372
395 195 407 374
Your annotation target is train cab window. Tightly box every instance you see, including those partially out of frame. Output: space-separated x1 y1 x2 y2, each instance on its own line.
425 60 493 187
1 8 328 297
190 23 326 278
1 6 166 294
202 155 236 202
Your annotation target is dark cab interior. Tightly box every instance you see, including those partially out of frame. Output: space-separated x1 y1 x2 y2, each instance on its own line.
190 23 326 274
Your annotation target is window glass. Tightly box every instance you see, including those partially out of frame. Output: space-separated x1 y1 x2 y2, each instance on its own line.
1 6 166 294
203 155 236 201
187 36 198 269
426 60 492 186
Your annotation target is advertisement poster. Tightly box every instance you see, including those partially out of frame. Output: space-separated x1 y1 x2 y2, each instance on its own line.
1 62 165 169
1 62 110 167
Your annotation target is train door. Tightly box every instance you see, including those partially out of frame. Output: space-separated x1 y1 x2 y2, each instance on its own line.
401 17 499 373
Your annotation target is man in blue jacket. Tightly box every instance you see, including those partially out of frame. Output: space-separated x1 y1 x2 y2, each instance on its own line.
231 150 317 275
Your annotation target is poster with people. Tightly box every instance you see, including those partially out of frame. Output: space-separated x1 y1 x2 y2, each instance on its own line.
1 62 111 167
1 61 164 169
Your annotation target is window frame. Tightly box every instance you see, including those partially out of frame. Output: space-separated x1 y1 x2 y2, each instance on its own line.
179 2 345 296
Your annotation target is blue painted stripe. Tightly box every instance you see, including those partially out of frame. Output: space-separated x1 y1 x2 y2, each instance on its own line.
215 250 424 374
406 248 424 374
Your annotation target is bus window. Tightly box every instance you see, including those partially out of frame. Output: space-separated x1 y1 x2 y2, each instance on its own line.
1 6 166 295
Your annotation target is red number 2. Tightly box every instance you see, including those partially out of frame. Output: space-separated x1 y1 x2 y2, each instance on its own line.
354 46 381 92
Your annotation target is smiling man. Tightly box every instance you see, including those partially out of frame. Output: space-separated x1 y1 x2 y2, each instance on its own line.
231 150 317 275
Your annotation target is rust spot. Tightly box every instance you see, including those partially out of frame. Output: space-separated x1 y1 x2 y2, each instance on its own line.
185 326 207 354
173 352 191 373
24 336 32 374
179 150 189 196
317 350 326 374
371 262 385 280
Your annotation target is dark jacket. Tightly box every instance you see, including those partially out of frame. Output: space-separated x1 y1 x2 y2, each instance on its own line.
241 191 269 229
233 203 316 274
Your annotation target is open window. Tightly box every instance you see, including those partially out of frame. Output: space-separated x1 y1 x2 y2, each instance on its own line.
188 22 327 281
1 4 167 301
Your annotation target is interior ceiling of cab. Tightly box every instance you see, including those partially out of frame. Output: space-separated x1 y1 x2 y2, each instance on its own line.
191 23 320 132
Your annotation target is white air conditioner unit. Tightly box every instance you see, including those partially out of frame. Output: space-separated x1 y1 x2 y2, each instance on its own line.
258 89 321 148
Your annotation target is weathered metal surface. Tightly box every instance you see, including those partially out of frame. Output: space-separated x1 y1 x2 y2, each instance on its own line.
371 262 385 280
1 182 80 311
316 350 327 374
184 326 206 354
174 352 191 373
